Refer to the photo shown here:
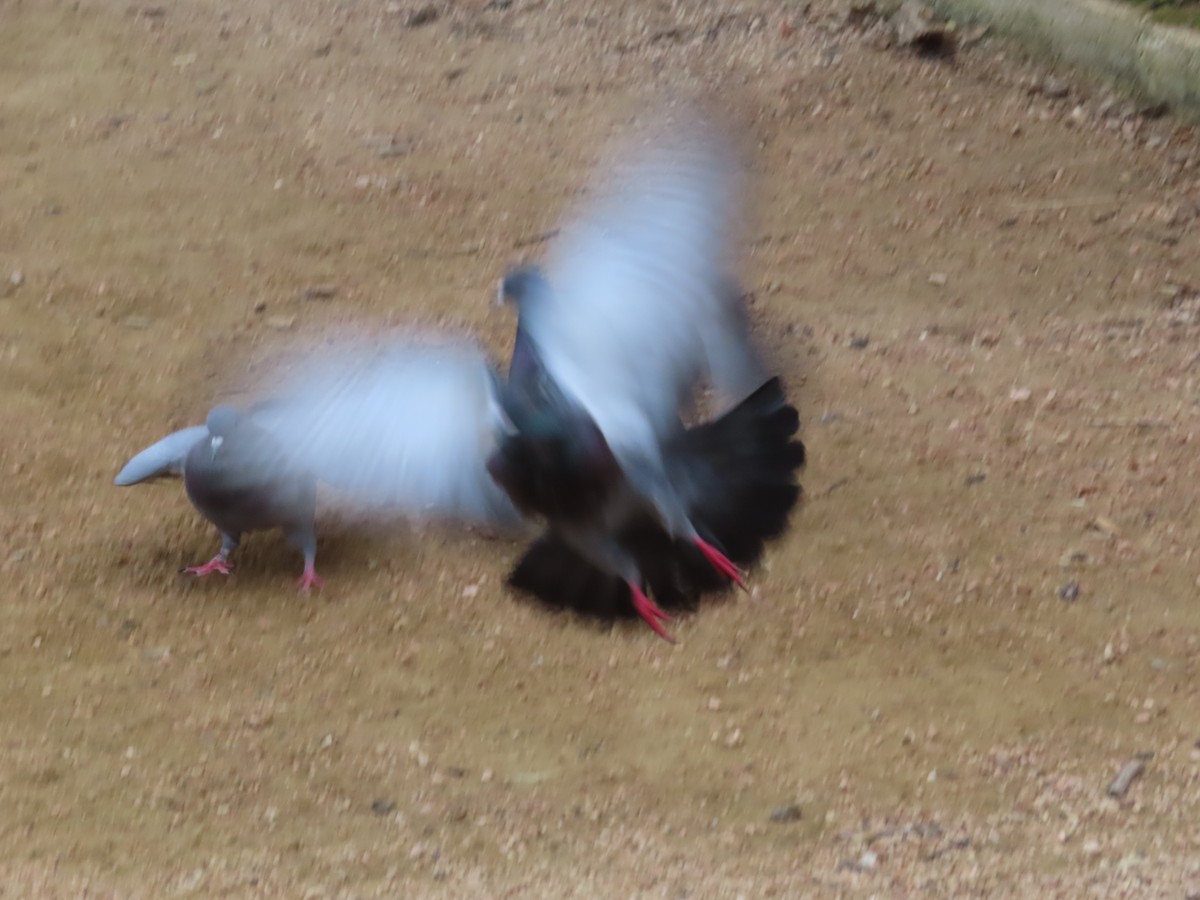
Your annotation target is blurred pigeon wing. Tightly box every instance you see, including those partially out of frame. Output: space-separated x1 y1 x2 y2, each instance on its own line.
252 343 522 527
114 426 208 486
522 128 764 454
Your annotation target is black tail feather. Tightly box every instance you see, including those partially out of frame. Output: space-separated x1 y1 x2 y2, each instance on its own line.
505 526 717 621
506 377 805 622
507 533 635 620
667 376 806 567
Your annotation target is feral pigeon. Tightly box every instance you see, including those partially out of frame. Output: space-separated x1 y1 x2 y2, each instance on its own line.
243 114 806 638
115 405 325 591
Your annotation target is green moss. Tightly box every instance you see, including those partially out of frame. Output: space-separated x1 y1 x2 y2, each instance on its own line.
1115 0 1200 28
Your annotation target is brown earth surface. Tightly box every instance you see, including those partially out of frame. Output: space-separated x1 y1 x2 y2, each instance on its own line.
3 0 1200 896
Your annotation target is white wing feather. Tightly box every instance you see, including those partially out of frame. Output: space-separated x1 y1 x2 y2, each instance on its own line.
522 124 764 457
252 340 522 527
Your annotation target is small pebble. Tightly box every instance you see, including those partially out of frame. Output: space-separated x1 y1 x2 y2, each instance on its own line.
265 314 296 331
376 140 411 158
1059 549 1087 568
405 3 439 27
9 270 23 287
244 712 272 730
1108 754 1150 797
371 799 397 816
1059 581 1080 602
299 285 338 301
768 804 802 824
1041 76 1069 99
928 272 947 286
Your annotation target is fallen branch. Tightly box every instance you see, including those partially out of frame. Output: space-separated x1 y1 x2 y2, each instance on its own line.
513 228 560 249
1087 419 1171 430
823 477 851 497
1009 196 1121 213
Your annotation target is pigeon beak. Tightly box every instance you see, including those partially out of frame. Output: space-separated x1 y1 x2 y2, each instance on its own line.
210 435 224 458
493 277 508 308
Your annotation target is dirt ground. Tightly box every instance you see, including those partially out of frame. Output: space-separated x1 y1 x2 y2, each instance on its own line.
3 0 1200 896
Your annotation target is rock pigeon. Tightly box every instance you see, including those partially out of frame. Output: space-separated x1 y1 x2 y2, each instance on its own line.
114 405 325 591
244 114 806 639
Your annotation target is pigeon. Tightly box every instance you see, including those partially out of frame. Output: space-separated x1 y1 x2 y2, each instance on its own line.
243 114 806 638
114 404 325 591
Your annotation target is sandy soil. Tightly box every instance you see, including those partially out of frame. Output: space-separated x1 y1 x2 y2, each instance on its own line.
2 0 1200 896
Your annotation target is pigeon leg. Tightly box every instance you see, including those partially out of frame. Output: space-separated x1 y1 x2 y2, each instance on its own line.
182 531 238 577
628 581 675 643
694 537 747 590
560 528 675 642
297 563 325 593
285 525 325 594
624 465 748 592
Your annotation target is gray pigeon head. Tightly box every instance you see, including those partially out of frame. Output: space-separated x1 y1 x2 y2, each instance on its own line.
496 264 551 309
205 405 242 438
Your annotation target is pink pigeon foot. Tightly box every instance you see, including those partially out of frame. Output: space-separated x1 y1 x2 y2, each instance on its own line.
628 581 675 643
182 556 233 577
695 537 747 590
296 564 325 594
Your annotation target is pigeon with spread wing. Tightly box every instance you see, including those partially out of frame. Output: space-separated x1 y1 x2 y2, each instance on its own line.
249 117 806 638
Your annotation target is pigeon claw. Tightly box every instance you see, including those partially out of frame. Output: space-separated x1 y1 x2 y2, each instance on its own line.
296 566 326 594
181 557 234 577
695 538 747 590
628 582 675 643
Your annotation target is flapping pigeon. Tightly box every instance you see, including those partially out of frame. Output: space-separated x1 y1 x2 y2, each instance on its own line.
244 114 806 638
114 405 325 591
